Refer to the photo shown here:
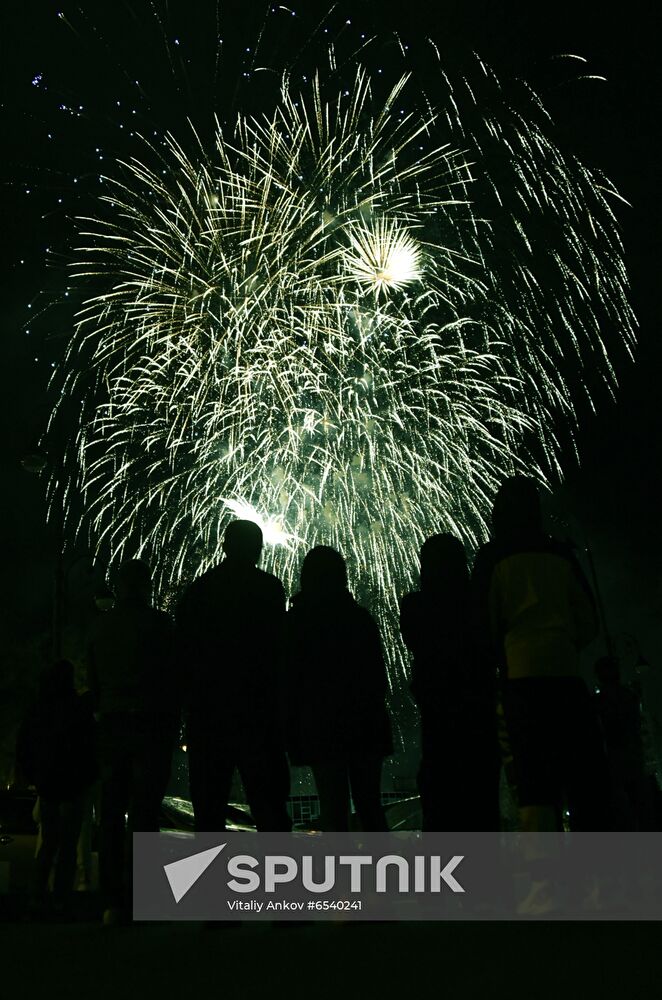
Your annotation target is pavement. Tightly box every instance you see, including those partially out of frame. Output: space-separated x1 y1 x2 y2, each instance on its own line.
1 903 660 999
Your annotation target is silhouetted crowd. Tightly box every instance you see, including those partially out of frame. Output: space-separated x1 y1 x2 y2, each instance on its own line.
14 475 659 921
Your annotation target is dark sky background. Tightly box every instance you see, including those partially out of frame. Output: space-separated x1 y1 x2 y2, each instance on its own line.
1 0 660 678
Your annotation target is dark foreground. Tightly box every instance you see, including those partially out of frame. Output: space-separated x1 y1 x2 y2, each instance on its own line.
1 912 660 999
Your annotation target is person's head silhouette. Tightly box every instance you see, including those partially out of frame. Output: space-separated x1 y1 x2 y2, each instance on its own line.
300 545 347 596
116 559 152 604
419 533 468 592
223 519 263 566
492 475 542 543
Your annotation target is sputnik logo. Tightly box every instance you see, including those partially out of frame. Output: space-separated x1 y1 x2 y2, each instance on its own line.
163 843 466 903
164 843 226 903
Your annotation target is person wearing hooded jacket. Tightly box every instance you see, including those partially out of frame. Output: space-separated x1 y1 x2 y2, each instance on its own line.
472 476 607 832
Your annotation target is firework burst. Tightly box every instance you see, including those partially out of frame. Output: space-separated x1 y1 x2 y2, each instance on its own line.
48 51 635 689
345 219 422 295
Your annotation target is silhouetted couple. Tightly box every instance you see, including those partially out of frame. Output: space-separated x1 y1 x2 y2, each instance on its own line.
177 522 392 833
16 561 180 921
402 476 609 833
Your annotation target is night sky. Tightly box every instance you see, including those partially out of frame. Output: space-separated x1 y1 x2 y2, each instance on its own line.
1 0 660 680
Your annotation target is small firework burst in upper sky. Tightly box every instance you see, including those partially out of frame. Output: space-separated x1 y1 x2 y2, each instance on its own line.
345 219 422 296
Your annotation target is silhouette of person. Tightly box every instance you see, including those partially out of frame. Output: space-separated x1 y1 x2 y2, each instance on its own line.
86 559 181 922
283 545 392 831
16 659 97 911
59 556 111 892
400 534 500 831
594 656 655 830
472 476 607 832
177 520 291 832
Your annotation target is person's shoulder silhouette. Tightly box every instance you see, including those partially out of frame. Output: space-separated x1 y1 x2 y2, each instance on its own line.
287 545 384 668
86 559 179 716
287 546 370 643
176 519 287 722
178 519 285 632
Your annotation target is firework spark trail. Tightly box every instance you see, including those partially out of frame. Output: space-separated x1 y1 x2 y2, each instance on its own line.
49 52 635 694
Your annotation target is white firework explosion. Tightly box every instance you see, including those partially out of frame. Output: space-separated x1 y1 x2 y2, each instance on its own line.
48 55 635 695
345 219 422 295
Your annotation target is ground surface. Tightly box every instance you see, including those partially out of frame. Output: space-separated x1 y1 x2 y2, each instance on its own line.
1 915 660 999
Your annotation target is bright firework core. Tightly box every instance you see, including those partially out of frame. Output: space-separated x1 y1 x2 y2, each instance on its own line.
346 220 422 296
223 499 296 551
50 55 635 695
